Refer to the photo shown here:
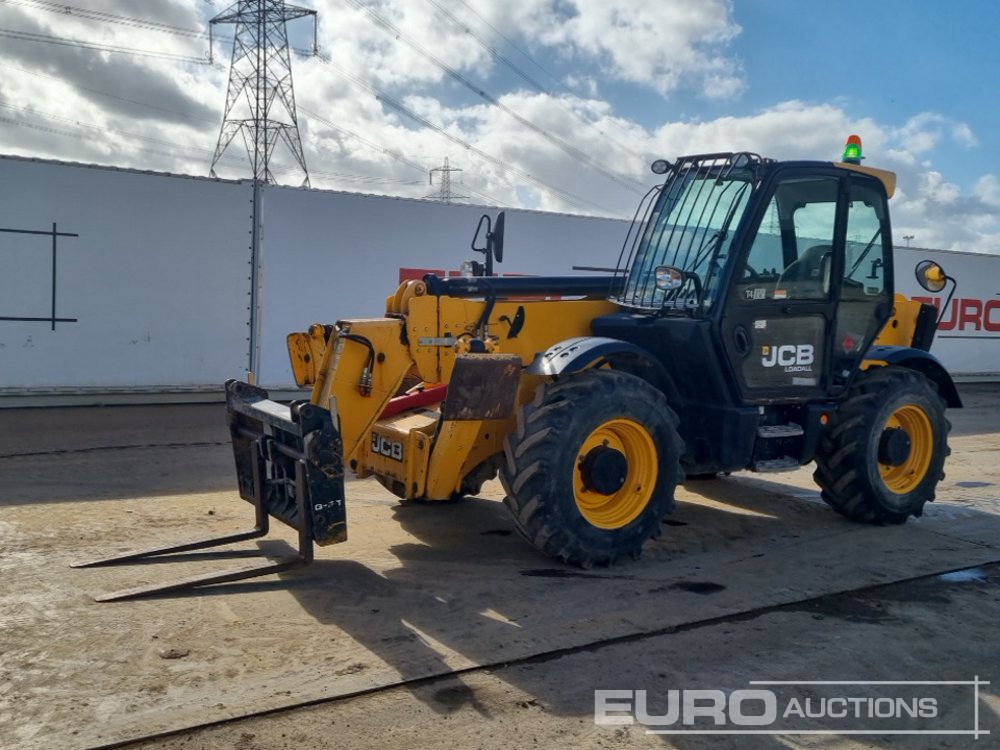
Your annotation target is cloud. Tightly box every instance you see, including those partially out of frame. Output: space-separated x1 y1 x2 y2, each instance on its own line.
0 1 996 255
895 112 979 155
522 0 743 98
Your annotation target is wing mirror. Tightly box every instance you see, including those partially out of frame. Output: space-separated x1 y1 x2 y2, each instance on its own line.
654 265 685 291
914 260 957 329
470 211 505 277
915 260 949 293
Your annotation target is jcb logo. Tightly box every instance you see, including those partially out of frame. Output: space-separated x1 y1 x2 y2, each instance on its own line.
761 344 814 368
371 433 404 462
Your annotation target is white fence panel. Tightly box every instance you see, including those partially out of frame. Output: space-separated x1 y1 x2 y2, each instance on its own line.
257 186 629 386
0 158 254 393
895 247 1000 377
2 156 997 400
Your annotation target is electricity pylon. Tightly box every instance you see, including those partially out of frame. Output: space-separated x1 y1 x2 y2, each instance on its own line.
425 157 469 203
209 0 316 186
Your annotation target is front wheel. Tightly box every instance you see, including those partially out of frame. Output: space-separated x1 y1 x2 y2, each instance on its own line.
500 370 683 567
814 366 950 523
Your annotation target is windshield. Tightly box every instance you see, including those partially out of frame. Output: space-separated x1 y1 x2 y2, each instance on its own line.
614 154 758 312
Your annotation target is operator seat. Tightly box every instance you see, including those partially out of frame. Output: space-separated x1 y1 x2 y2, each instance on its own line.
775 244 831 299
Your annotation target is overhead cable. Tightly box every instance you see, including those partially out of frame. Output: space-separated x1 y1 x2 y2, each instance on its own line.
340 0 643 196
424 0 648 163
311 52 619 215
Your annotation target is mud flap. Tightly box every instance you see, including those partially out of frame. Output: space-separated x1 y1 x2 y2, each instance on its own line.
227 379 347 545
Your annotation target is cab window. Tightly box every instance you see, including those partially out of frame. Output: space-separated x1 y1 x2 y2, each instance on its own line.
735 176 839 302
832 178 892 383
843 186 888 298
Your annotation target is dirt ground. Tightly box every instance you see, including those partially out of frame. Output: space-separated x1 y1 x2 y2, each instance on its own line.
1 385 999 750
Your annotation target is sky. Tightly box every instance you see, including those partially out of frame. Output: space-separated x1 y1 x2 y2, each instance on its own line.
0 0 998 253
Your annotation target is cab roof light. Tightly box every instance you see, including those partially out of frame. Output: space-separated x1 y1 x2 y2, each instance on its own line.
842 134 863 165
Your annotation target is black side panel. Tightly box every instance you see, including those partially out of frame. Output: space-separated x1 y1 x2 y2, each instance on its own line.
679 401 760 473
912 303 939 351
590 313 758 471
423 274 621 299
737 314 826 392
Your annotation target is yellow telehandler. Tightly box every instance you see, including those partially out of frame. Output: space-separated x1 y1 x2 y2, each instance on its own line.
79 138 960 600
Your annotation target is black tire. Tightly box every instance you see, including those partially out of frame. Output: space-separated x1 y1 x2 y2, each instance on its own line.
458 456 502 498
499 370 683 567
814 366 950 524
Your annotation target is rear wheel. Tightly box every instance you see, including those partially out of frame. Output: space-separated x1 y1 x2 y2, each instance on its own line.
814 366 950 523
500 370 682 566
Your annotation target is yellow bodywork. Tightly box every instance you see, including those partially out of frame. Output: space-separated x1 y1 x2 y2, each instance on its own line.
860 293 926 370
873 294 924 348
835 162 897 198
291 277 929 502
289 280 616 501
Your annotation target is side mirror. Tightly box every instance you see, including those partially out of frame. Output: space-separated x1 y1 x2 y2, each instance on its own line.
470 211 505 277
490 211 505 264
471 214 490 255
915 260 948 293
651 159 671 175
655 265 685 291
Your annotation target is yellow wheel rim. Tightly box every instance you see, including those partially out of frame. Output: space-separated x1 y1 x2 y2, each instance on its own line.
574 418 658 529
879 404 934 494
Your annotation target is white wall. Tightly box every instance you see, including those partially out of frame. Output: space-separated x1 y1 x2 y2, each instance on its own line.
257 184 629 384
895 247 1000 377
1 156 998 402
0 157 253 393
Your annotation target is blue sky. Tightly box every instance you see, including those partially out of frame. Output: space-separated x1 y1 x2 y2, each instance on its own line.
734 0 1000 190
0 0 997 253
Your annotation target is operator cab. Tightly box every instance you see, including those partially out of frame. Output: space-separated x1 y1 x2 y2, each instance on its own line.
605 139 896 403
593 138 899 472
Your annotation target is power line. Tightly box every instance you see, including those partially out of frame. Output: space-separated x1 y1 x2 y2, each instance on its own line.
1 1 619 212
421 0 551 96
340 0 644 196
1 102 429 190
463 185 507 207
0 0 260 62
0 0 209 39
300 104 509 205
311 52 618 215
0 27 211 64
0 113 244 168
0 58 451 196
0 56 499 202
0 101 219 156
452 0 576 98
0 60 218 124
423 0 648 163
450 0 647 164
298 103 429 176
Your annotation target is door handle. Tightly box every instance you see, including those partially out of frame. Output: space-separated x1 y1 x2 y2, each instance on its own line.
733 325 751 355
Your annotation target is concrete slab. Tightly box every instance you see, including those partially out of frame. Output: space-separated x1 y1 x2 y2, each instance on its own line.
1 388 999 750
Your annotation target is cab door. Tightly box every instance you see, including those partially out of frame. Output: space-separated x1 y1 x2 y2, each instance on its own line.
720 170 843 402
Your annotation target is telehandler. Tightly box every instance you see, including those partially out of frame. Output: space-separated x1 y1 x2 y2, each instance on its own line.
78 137 960 600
